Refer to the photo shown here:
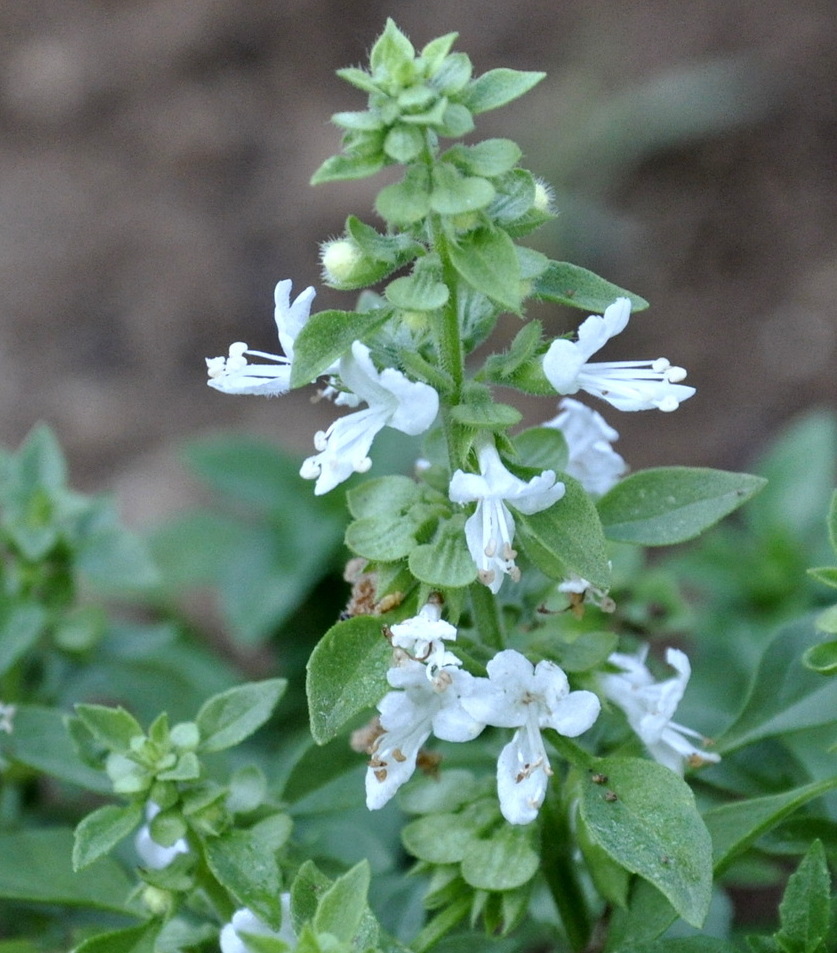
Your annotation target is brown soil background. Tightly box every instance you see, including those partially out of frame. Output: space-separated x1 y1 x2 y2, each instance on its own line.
1 0 835 525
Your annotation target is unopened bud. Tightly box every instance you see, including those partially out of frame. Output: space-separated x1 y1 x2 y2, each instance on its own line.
321 238 365 286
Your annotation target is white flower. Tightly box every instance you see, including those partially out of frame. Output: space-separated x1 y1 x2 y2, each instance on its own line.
300 341 439 495
388 601 461 678
220 899 295 953
0 702 16 734
542 297 695 412
462 650 601 825
544 397 627 496
206 279 316 395
366 659 484 810
134 803 189 870
601 647 720 774
449 441 565 593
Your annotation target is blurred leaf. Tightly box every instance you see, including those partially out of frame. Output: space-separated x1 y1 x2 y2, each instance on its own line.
72 923 161 953
598 468 766 546
704 777 837 875
617 940 739 953
148 510 245 588
579 757 712 928
306 615 390 745
720 617 837 751
803 638 837 673
0 705 111 792
196 679 286 753
747 411 837 545
0 601 47 677
0 828 135 912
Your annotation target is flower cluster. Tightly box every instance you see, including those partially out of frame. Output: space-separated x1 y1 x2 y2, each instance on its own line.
363 605 602 824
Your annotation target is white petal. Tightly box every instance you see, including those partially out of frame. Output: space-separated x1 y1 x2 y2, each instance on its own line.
545 689 601 737
496 729 549 825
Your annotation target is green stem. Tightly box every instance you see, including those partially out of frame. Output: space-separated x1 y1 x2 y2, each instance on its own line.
469 582 504 650
541 787 592 951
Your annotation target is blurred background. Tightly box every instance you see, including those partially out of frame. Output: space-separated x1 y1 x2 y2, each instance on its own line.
1 0 835 525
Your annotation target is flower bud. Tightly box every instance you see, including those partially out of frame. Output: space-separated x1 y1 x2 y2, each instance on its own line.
142 885 175 917
533 178 555 214
320 238 365 286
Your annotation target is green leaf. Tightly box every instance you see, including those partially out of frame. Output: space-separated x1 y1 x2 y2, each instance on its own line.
0 601 47 677
449 139 522 177
76 524 161 593
205 828 285 929
75 703 145 753
227 764 268 814
72 923 161 953
516 474 611 588
430 52 472 95
402 812 478 865
579 757 712 928
347 474 422 519
409 514 479 589
370 18 415 75
1 705 111 792
310 153 385 185
459 68 545 114
808 566 837 589
0 828 135 912
704 777 837 875
448 227 521 312
719 617 837 751
385 272 450 311
346 216 421 265
73 802 144 870
430 164 495 216
776 840 830 953
598 467 767 546
618 940 740 953
513 427 569 472
532 260 649 312
421 33 459 73
306 615 390 745
383 124 424 162
375 165 432 226
290 308 392 388
460 826 540 891
196 679 285 753
803 638 837 674
345 514 420 562
336 67 379 94
313 860 372 944
747 411 837 544
827 487 837 554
